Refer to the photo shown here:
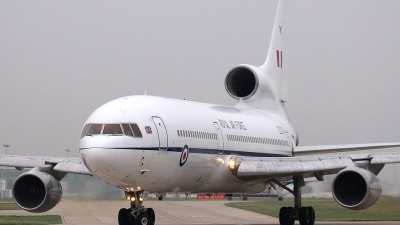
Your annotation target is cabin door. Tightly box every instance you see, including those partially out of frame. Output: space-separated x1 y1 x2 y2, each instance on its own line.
152 116 168 150
213 122 224 154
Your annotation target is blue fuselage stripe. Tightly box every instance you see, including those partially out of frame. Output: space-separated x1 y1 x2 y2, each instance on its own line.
80 146 290 158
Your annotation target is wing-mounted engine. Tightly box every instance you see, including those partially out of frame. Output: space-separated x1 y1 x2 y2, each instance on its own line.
332 167 382 210
225 65 280 110
12 166 65 213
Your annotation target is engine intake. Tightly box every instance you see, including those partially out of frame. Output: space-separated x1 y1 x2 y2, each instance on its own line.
13 171 62 213
332 167 381 210
225 65 259 100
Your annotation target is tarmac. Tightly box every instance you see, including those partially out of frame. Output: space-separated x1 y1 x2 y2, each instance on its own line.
0 199 399 225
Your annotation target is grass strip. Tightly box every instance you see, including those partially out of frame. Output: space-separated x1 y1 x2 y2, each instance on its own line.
225 196 400 221
0 203 20 210
0 199 14 203
0 215 62 225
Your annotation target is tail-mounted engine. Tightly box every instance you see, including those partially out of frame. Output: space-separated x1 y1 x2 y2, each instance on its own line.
332 167 382 210
225 65 278 107
225 65 259 100
12 168 63 213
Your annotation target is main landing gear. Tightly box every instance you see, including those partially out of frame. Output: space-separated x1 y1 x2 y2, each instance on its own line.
118 191 155 225
270 176 315 225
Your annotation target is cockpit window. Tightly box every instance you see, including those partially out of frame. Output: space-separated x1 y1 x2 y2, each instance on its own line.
81 124 92 138
103 124 123 135
81 123 143 138
130 124 142 137
122 124 133 136
86 124 103 135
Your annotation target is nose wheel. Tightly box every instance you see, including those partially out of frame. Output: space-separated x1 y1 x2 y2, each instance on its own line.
271 176 316 225
118 191 155 225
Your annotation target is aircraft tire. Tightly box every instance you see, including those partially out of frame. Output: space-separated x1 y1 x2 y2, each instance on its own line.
128 213 135 225
287 207 295 225
136 212 150 225
299 207 310 225
147 208 155 225
307 206 315 225
279 207 294 225
118 208 129 225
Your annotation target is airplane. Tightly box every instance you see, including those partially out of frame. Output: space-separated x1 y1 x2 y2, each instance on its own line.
1 1 400 225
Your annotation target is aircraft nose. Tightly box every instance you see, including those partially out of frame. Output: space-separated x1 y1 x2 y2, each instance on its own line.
81 147 117 172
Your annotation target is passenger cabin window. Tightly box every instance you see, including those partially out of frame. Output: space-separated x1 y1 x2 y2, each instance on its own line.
86 124 103 135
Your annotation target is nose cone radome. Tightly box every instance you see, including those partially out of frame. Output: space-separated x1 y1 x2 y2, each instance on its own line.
81 147 117 172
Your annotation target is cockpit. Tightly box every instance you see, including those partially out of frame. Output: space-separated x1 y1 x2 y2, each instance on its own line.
80 123 142 138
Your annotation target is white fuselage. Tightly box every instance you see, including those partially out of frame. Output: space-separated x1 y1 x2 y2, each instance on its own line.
80 95 294 194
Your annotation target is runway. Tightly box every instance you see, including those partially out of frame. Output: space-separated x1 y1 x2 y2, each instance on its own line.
1 199 399 225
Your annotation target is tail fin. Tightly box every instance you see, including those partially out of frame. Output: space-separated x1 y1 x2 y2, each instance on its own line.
224 0 290 110
260 0 289 103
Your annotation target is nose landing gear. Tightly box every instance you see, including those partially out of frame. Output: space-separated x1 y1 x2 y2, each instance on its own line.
118 191 155 225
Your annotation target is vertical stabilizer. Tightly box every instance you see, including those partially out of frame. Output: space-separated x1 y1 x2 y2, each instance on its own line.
224 0 290 110
260 0 289 103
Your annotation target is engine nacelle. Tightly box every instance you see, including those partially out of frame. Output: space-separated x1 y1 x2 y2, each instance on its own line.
12 171 62 213
225 65 277 102
225 65 258 100
332 167 381 210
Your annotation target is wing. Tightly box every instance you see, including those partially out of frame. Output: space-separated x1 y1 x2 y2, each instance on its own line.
229 150 400 181
0 155 91 175
293 142 400 156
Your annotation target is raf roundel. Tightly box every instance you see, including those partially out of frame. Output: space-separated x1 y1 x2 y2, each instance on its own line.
179 145 189 167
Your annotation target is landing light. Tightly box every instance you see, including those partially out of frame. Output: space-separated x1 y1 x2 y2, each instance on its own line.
130 197 135 202
229 160 235 170
213 157 225 164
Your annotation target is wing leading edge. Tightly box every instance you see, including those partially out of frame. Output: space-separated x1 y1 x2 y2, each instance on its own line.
228 151 400 181
0 155 91 175
293 142 400 156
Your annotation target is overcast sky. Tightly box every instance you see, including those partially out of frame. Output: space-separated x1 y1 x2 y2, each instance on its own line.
1 1 399 191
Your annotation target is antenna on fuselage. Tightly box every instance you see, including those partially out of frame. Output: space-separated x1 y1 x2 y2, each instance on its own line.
143 89 147 95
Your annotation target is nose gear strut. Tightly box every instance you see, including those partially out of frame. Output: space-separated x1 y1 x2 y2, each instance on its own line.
118 190 155 225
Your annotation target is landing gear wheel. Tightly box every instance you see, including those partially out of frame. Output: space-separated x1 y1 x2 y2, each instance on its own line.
136 212 150 225
287 207 294 225
118 208 129 225
307 206 315 225
158 196 163 201
279 207 294 225
299 207 310 225
147 208 155 225
128 213 135 225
